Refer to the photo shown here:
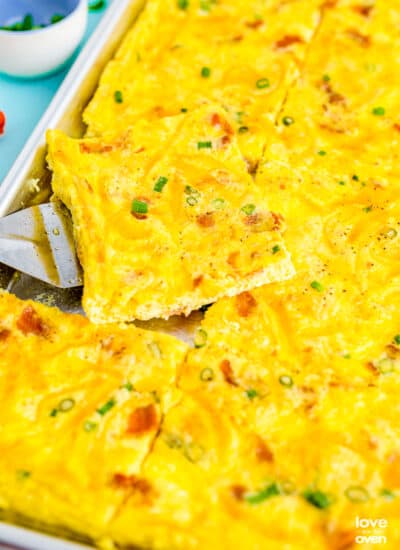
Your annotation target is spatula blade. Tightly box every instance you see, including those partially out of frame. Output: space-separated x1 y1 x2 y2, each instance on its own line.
0 201 83 288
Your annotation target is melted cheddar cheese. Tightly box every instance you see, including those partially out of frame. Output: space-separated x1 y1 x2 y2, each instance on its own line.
3 0 400 549
47 105 293 323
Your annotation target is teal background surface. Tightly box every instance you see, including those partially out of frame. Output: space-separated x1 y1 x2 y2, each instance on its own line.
0 2 108 183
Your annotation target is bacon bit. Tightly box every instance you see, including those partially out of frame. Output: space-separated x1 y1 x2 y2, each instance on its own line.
133 146 145 154
112 473 152 495
245 158 259 176
329 92 346 105
79 142 113 154
270 211 284 231
322 0 338 7
393 123 400 132
365 362 379 375
193 275 204 288
231 485 246 500
299 385 315 394
255 436 274 462
386 344 400 359
347 28 371 47
196 213 215 228
153 105 166 117
0 111 6 135
319 123 346 134
227 251 239 268
244 213 261 226
220 135 231 147
0 329 10 341
220 359 238 386
232 34 244 42
235 291 257 317
127 404 158 436
352 5 373 17
275 35 303 49
304 401 317 413
245 19 263 29
210 113 234 136
279 184 286 190
16 307 49 337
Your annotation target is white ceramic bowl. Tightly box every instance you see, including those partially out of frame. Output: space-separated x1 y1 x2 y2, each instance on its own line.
0 0 88 78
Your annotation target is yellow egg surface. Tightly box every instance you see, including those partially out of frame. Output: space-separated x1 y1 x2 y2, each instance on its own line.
83 0 322 167
47 105 293 323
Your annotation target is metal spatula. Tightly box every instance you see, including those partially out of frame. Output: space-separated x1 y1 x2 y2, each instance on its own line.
0 201 82 288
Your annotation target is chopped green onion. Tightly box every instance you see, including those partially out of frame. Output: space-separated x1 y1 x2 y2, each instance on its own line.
375 357 394 375
343 352 351 359
148 341 162 358
16 470 31 480
83 420 97 432
385 228 398 239
310 281 324 292
197 141 212 149
241 204 256 216
181 107 188 113
380 488 396 501
186 196 198 206
352 174 359 181
184 441 205 463
97 398 116 416
177 0 189 9
372 106 385 116
363 206 372 213
154 176 168 193
114 90 123 103
322 74 331 82
338 180 346 186
256 78 270 89
164 433 183 449
245 483 280 505
131 199 148 215
236 111 245 124
318 150 327 156
211 198 226 210
185 185 200 197
200 367 214 382
345 485 369 503
201 66 211 78
59 398 75 412
238 126 249 134
122 381 133 391
50 408 58 417
22 14 33 30
279 375 293 388
246 389 258 400
303 488 334 509
89 0 106 11
194 328 208 348
1 14 34 31
282 116 294 126
394 335 400 345
272 245 280 254
51 14 65 24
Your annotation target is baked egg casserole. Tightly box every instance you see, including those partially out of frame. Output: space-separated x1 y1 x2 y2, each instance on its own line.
1 0 400 548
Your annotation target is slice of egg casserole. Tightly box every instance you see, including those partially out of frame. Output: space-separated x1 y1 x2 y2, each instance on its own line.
47 105 293 323
0 291 188 543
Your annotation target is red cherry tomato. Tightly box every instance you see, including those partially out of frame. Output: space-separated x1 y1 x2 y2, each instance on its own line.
0 111 5 135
